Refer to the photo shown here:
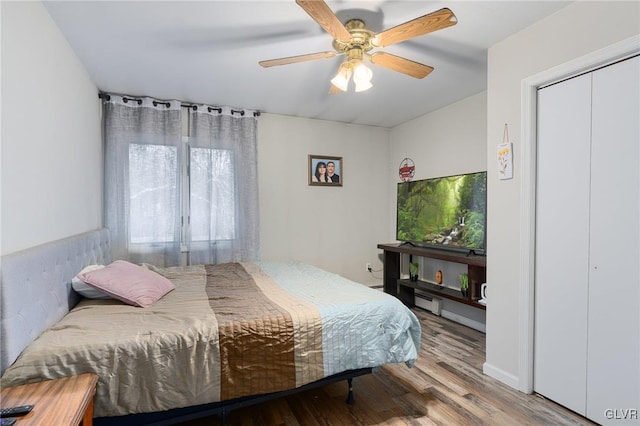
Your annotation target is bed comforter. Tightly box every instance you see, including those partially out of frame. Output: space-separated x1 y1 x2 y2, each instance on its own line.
0 261 420 417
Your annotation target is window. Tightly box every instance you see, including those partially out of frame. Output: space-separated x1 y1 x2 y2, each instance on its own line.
128 144 235 246
189 147 235 242
103 96 258 265
129 144 178 244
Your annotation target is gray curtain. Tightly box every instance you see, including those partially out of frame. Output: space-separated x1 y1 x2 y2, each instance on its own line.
187 106 260 264
103 95 183 265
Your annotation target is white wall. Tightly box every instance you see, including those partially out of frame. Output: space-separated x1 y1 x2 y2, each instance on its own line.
1 2 102 255
258 114 390 284
389 91 487 185
485 1 640 389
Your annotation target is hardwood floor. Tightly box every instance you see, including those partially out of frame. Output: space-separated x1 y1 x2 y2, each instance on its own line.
180 308 595 425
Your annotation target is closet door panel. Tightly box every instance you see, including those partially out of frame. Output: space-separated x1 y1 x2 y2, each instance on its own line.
587 55 640 424
534 74 592 414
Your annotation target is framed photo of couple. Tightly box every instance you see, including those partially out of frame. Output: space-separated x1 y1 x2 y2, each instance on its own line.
309 155 342 186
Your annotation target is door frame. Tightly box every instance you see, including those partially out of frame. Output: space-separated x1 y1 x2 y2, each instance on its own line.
517 35 640 394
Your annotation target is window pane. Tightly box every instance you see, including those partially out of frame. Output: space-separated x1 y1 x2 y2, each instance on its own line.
129 144 178 244
190 148 235 241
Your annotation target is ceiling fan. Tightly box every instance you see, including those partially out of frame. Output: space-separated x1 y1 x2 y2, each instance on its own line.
258 0 458 93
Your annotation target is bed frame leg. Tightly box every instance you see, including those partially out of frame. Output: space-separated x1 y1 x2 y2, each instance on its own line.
220 407 230 425
346 378 355 405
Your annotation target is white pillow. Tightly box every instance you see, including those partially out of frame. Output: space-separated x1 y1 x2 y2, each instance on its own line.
72 265 111 299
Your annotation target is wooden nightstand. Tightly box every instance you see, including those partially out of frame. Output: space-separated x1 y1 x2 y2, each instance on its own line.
0 373 98 426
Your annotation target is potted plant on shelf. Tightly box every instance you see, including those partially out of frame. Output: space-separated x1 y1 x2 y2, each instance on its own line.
459 273 469 298
409 262 419 282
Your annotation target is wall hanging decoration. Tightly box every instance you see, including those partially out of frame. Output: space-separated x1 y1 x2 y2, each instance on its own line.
309 155 342 186
497 123 513 180
399 158 415 182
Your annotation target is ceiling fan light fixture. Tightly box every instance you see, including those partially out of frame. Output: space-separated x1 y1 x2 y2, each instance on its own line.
354 78 373 92
259 2 458 95
330 61 352 92
352 61 373 92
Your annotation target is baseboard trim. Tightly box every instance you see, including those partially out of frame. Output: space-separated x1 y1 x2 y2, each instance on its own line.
441 310 486 333
482 362 521 391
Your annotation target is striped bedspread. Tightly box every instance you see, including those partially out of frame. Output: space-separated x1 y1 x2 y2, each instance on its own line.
0 261 420 417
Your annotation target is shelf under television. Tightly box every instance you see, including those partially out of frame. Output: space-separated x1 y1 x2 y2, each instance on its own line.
397 279 486 310
378 243 486 308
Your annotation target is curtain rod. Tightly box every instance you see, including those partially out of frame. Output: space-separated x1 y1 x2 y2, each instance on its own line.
98 93 261 117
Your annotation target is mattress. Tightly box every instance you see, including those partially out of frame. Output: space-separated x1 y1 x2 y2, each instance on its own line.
0 261 420 418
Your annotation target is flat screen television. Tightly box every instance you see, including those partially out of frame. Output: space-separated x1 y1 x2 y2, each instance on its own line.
396 171 487 254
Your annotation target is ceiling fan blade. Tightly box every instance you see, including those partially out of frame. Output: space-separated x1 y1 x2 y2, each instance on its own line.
296 0 351 42
370 52 434 79
259 51 336 68
372 8 457 48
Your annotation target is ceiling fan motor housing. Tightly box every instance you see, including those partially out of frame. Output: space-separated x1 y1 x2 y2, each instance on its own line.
332 19 375 56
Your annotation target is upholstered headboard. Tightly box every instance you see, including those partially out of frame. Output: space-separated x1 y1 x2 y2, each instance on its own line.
0 228 111 375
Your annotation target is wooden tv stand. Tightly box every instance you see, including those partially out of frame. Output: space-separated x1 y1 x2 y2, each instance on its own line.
377 243 486 310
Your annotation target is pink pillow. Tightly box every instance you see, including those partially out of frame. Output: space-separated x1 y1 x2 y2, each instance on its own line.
78 260 175 307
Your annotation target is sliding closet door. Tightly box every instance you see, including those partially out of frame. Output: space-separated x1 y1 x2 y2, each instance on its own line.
534 73 592 415
586 55 639 424
535 55 640 424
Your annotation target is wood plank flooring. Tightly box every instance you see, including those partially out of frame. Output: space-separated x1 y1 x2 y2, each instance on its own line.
180 308 595 425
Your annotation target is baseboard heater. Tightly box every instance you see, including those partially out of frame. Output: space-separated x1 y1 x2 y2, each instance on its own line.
415 292 442 316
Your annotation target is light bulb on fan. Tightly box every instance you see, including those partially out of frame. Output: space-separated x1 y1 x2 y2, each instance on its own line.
352 61 373 92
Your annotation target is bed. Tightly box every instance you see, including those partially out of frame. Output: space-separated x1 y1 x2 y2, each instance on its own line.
0 229 420 424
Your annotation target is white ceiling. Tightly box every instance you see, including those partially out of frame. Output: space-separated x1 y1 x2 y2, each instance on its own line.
43 1 571 128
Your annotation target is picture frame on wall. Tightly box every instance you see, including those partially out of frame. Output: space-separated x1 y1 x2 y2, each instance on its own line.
309 155 342 186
